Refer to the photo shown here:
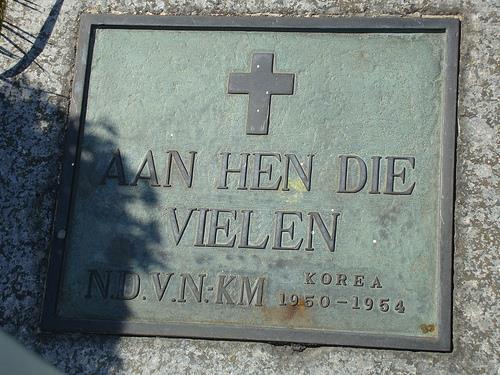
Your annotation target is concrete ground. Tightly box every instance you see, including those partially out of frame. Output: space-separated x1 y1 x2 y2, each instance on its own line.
0 0 498 374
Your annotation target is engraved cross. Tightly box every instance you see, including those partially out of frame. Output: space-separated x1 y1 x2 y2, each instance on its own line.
228 53 295 135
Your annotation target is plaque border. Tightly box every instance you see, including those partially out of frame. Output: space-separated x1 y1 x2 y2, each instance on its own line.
41 14 459 352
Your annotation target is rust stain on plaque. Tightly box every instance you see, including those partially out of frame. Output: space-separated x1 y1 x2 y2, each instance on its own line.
420 323 436 334
260 297 315 327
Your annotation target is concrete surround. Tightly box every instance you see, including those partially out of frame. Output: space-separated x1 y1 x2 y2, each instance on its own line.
0 1 498 374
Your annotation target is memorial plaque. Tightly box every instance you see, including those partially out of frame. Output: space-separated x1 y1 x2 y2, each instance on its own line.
42 15 459 351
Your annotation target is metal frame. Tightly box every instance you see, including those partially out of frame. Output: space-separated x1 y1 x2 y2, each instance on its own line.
41 15 460 352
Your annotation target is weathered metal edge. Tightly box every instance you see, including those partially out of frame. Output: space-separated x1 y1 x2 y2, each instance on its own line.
40 13 94 334
79 13 459 31
40 14 460 352
437 17 460 353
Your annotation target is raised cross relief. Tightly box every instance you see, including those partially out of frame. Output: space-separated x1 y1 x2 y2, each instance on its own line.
228 53 295 135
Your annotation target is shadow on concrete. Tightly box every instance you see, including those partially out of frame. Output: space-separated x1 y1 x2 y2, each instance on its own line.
0 0 64 78
0 79 162 374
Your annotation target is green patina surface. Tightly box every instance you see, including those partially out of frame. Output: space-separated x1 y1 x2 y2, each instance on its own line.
58 29 445 338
